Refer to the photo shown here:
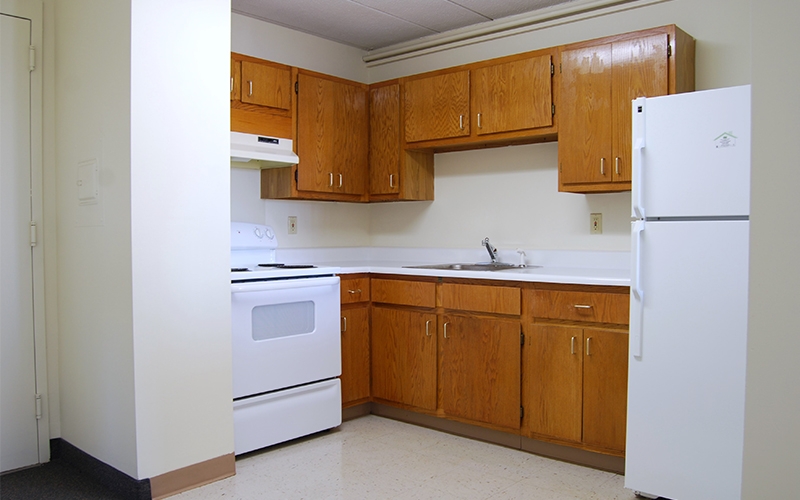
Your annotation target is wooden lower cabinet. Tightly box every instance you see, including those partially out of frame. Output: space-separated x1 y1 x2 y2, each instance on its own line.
440 314 521 429
371 306 437 411
340 305 370 406
522 324 628 454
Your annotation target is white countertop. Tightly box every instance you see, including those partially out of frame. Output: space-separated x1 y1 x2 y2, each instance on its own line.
274 247 630 287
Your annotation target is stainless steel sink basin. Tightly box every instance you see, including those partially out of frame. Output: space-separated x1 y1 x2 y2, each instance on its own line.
404 262 522 272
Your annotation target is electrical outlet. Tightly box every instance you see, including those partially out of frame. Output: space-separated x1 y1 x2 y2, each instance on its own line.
288 216 297 234
590 213 603 234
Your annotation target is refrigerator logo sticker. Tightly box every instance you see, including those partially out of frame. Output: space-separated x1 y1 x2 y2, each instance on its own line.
714 132 737 148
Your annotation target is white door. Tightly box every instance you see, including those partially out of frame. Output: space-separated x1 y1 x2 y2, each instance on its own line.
1 1 43 473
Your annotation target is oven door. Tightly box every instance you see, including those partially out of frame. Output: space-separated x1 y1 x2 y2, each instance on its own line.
231 276 340 399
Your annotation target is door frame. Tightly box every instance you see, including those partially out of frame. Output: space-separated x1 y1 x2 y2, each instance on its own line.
1 0 49 465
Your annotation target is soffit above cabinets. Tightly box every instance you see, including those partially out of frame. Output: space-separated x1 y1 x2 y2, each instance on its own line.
231 0 578 51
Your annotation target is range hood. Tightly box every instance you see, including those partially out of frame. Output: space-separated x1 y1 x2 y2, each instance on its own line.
230 131 299 168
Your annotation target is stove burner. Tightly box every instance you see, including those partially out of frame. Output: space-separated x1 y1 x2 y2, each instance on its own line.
231 268 250 272
258 263 318 269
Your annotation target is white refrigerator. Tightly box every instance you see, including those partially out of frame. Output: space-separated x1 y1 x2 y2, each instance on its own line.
625 85 751 500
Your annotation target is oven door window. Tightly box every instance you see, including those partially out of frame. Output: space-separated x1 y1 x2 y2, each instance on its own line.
251 301 315 341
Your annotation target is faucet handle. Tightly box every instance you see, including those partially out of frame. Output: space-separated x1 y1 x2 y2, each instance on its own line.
516 248 527 268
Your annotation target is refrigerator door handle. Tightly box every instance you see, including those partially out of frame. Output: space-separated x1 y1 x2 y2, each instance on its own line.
632 97 646 220
631 219 645 358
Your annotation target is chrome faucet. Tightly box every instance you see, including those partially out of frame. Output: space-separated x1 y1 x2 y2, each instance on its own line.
482 237 498 263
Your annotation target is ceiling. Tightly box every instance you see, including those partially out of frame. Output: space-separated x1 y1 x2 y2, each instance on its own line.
231 0 579 51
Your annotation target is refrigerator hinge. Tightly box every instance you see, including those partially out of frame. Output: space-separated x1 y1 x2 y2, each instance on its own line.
35 394 42 420
30 221 37 247
29 46 36 71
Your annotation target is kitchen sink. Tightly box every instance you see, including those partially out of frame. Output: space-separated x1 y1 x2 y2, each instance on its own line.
404 262 523 272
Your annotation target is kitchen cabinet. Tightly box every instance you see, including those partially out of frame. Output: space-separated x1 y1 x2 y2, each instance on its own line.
340 276 371 407
230 53 293 139
369 82 434 201
522 286 630 455
558 25 695 193
295 71 369 197
404 70 470 143
439 282 521 430
370 277 438 411
472 54 554 136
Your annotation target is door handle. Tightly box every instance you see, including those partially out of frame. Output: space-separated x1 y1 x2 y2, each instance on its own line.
248 80 253 96
615 156 621 175
425 320 431 337
389 174 394 188
631 219 645 357
571 336 576 355
600 157 605 176
477 113 482 129
339 173 343 188
329 172 333 187
341 316 347 333
443 322 449 339
459 115 464 130
585 337 591 356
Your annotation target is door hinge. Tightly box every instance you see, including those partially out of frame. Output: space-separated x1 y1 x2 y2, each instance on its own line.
520 406 524 420
520 331 525 346
559 62 562 74
551 103 555 116
667 45 672 57
30 221 37 247
294 167 299 187
550 62 554 76
295 81 299 94
35 394 42 419
29 46 36 71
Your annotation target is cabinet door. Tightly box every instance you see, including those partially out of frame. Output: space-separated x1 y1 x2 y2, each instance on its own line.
369 84 400 195
334 79 368 195
231 58 241 101
559 43 613 185
341 305 370 405
440 314 521 429
473 55 553 135
371 307 437 410
611 34 668 182
240 60 291 110
582 328 629 452
523 325 583 443
404 71 470 143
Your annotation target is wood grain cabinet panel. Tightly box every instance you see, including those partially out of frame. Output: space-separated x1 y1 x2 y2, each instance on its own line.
531 289 629 325
340 276 370 305
404 70 470 143
240 60 292 110
230 58 240 101
371 278 436 308
523 325 583 443
582 328 629 452
440 314 521 429
341 305 370 406
441 283 521 315
558 25 694 193
371 306 437 411
473 55 553 136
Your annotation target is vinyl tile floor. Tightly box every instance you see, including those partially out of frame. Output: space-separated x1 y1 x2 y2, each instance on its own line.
176 415 638 500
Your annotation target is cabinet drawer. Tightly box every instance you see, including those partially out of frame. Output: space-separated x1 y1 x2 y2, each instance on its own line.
532 290 629 325
441 283 520 315
340 277 370 304
371 279 436 308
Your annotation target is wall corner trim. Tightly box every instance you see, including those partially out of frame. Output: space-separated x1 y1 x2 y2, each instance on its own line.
149 453 235 500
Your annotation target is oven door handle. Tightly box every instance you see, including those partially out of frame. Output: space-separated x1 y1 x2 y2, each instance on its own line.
231 276 339 293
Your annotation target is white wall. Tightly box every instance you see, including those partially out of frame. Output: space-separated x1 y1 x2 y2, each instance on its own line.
130 0 233 479
232 0 751 252
53 0 138 477
742 1 800 497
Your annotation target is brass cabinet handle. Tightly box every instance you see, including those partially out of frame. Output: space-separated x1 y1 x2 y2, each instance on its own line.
339 173 343 188
477 113 482 129
341 316 347 333
615 156 620 175
459 115 464 130
443 322 450 339
600 157 605 176
329 172 333 187
571 336 576 355
248 80 253 96
425 320 431 337
389 174 394 188
574 304 593 309
347 289 361 294
586 337 591 356
230 77 234 93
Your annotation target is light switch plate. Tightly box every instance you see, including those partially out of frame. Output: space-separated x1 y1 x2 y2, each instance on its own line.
288 216 297 234
590 213 603 234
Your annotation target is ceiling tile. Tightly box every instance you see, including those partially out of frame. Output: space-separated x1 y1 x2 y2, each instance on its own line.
451 0 577 20
232 0 436 49
352 0 490 33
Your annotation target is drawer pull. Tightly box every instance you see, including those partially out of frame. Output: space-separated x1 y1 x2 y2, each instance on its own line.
347 289 362 294
425 320 431 337
574 304 593 309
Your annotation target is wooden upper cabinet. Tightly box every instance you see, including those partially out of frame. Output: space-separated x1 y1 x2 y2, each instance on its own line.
369 84 400 195
473 54 553 136
240 60 292 110
558 25 694 193
296 71 368 196
404 70 470 143
231 59 241 101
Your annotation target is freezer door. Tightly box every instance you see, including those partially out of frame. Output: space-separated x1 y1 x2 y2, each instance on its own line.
633 85 751 218
626 220 749 500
